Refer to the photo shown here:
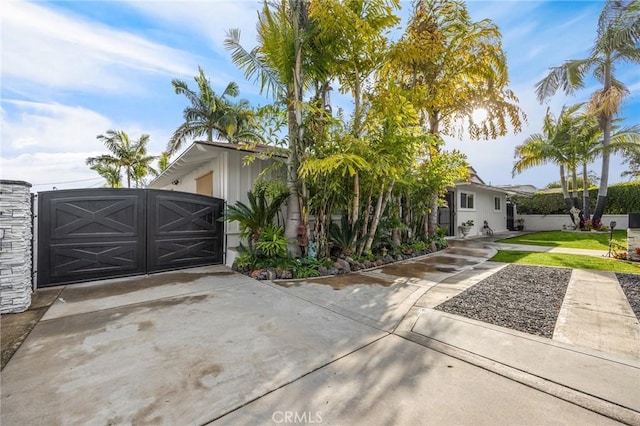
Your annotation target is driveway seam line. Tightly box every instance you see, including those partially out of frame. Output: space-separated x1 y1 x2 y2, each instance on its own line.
202 333 391 426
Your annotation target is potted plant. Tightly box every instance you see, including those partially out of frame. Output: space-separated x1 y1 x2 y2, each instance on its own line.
515 218 525 231
458 220 474 238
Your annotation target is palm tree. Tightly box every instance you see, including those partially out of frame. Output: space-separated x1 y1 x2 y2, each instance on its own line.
89 163 122 188
225 0 322 256
168 66 260 156
158 151 171 172
622 151 640 180
86 130 157 188
535 0 640 222
513 106 577 221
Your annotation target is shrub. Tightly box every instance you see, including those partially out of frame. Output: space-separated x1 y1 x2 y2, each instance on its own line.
511 182 640 215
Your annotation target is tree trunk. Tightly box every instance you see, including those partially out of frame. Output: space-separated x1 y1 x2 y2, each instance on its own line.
364 180 394 253
582 161 590 220
285 91 302 257
351 171 360 234
283 1 307 257
427 112 440 237
560 164 574 224
592 60 612 222
571 166 579 208
391 196 401 247
357 193 373 256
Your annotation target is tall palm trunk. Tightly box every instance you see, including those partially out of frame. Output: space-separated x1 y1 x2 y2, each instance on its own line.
593 116 611 221
571 166 579 208
582 161 590 220
559 164 573 224
592 59 612 222
283 1 307 256
427 113 440 237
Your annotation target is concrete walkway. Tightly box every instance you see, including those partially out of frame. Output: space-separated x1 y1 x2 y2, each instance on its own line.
554 269 640 359
1 236 638 425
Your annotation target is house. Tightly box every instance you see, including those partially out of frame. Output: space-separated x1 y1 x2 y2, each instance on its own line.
438 167 511 237
147 141 281 266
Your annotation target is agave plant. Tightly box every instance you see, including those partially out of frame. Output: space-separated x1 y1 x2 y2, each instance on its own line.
224 189 289 243
329 216 364 257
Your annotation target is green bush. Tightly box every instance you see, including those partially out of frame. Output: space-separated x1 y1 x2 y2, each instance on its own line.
511 182 640 215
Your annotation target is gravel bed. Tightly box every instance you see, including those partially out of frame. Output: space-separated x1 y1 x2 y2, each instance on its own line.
616 273 640 320
435 264 571 338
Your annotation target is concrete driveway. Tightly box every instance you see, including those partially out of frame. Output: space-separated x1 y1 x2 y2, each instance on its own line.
1 242 637 425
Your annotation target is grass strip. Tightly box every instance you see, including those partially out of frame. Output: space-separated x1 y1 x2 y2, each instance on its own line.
490 250 640 274
496 230 627 250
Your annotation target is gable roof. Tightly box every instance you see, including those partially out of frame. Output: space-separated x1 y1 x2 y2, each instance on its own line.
147 141 281 188
454 166 508 195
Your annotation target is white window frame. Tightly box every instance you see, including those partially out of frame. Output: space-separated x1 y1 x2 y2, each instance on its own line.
494 196 502 212
459 191 476 211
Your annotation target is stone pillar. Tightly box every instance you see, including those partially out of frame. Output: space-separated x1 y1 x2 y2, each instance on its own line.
628 213 640 262
0 180 33 314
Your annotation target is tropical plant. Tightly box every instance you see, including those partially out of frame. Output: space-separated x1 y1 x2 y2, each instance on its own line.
513 105 583 222
329 216 364 257
167 66 259 156
158 151 171 172
622 151 640 180
386 0 524 236
86 130 157 188
225 0 323 256
535 0 640 222
89 163 122 188
255 224 288 258
224 189 289 244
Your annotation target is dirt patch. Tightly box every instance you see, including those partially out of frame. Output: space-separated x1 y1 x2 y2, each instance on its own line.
1 288 62 370
278 273 392 290
59 272 227 303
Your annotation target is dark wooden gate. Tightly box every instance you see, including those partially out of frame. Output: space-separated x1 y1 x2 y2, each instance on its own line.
437 190 455 237
507 202 515 231
37 189 224 287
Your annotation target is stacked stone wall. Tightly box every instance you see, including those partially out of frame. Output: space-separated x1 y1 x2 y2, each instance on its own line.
0 180 33 314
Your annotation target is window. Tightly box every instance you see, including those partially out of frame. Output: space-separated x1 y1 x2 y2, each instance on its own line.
460 192 474 210
196 171 213 196
494 196 502 211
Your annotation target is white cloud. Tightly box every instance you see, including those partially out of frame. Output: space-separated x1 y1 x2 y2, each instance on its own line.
1 100 113 153
0 152 105 191
1 0 199 94
124 0 261 54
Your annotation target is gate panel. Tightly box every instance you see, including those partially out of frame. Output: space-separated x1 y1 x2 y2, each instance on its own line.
38 189 146 287
437 190 455 237
146 190 224 273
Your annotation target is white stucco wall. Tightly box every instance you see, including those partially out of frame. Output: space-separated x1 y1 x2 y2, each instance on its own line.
455 186 507 237
516 214 629 231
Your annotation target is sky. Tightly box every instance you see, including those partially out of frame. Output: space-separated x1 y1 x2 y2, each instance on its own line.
1 0 639 192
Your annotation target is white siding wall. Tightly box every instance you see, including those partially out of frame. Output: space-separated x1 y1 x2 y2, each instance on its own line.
455 187 507 237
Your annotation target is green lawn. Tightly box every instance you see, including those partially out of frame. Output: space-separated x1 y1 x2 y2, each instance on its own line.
490 250 640 274
496 230 627 251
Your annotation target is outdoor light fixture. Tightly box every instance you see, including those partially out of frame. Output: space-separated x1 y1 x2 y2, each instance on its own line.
607 221 617 257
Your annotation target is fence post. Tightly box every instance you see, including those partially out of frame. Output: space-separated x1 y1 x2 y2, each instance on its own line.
0 180 33 314
628 213 640 262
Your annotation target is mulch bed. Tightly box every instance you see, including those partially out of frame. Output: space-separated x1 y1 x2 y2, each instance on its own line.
434 264 571 338
616 273 640 320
